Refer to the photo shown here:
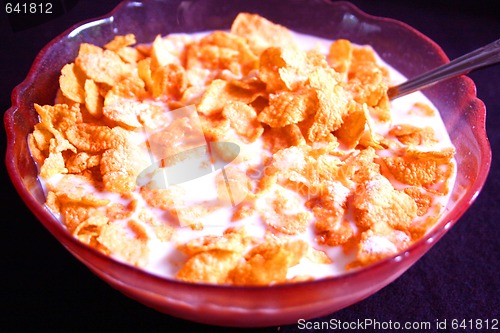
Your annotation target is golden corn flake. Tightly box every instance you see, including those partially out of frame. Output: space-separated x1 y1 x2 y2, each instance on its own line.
139 186 184 212
231 13 298 55
327 39 353 74
61 202 105 235
28 123 54 165
353 174 417 231
65 152 101 174
351 227 410 267
215 165 252 206
28 13 457 286
306 247 333 264
55 88 79 107
65 123 125 153
389 124 438 146
222 101 263 143
259 47 309 92
150 34 186 68
349 47 390 102
39 139 68 179
104 34 143 64
84 79 104 118
176 228 252 283
186 31 258 77
75 43 134 86
197 79 261 116
31 123 52 152
304 68 349 142
100 143 148 194
317 218 354 247
256 185 313 235
59 63 86 104
177 250 241 284
104 33 136 51
258 89 315 128
262 124 306 153
137 208 174 242
97 222 149 267
178 227 251 257
137 57 154 92
409 101 435 116
341 147 380 186
35 103 82 134
151 63 187 99
307 188 353 247
199 114 230 141
105 200 137 220
28 133 45 166
228 238 309 286
344 45 391 120
383 147 455 191
403 187 433 216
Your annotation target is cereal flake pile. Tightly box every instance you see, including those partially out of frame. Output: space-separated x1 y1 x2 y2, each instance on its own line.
28 13 456 285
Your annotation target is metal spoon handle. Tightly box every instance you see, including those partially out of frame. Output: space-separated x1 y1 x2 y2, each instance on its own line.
388 38 500 100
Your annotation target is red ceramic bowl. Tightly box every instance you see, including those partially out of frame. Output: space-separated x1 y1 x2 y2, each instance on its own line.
4 0 491 327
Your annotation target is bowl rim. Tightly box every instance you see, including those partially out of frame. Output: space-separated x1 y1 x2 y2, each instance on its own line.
4 0 492 293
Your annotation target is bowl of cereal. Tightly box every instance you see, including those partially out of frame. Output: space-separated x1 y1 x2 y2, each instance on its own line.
4 0 491 327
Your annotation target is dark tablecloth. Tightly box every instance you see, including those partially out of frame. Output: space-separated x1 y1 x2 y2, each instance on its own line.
1 1 498 332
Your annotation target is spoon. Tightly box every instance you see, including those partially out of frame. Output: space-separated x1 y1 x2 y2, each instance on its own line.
387 38 500 100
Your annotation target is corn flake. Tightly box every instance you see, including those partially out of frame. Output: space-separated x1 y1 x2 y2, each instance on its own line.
258 89 316 128
229 237 308 285
383 148 455 191
389 124 438 146
231 13 298 56
222 101 263 143
97 222 149 267
59 63 86 103
100 143 148 194
353 174 417 231
327 39 353 74
83 79 104 118
75 43 133 86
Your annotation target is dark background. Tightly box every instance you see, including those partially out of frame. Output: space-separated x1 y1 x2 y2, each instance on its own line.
1 0 498 332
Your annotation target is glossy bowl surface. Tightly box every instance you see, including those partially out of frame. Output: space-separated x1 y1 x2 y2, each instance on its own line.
4 0 491 327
